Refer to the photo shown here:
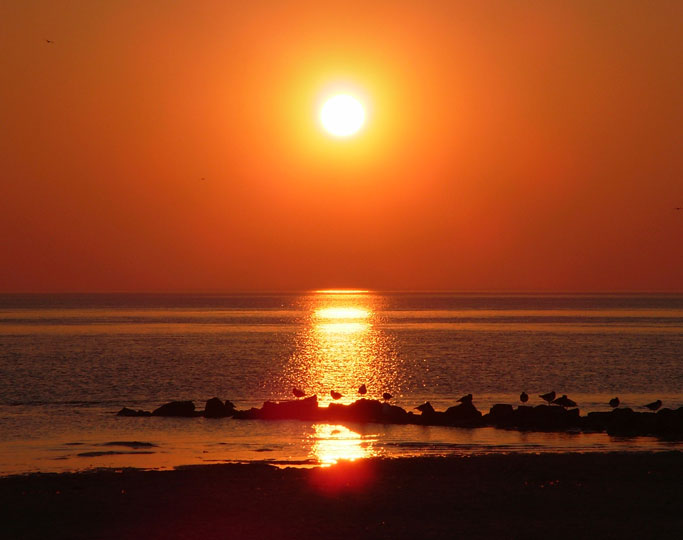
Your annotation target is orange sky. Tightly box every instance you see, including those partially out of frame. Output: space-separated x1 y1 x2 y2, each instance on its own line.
1 1 682 292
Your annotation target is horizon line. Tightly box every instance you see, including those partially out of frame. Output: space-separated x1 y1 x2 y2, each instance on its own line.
1 289 682 295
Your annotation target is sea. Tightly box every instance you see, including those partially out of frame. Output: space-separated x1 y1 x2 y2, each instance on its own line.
1 292 682 475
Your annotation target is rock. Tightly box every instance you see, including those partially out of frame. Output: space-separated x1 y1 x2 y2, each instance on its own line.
381 403 409 424
152 400 196 417
583 411 611 432
204 397 234 418
232 407 262 420
260 395 320 421
346 399 385 422
485 404 515 426
444 402 483 427
513 405 580 431
656 408 683 439
605 407 637 436
116 407 151 417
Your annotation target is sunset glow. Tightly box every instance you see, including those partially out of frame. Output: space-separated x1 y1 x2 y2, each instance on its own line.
1 2 680 293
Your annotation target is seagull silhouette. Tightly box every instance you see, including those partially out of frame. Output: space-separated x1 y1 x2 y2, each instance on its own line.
358 384 367 395
552 394 577 408
330 390 342 400
539 391 556 404
609 397 620 408
644 399 662 411
292 387 305 398
520 391 529 404
45 39 54 44
382 392 393 401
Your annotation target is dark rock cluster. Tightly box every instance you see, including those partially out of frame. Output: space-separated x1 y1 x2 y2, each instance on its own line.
583 407 683 437
117 396 683 439
117 398 235 419
483 404 581 431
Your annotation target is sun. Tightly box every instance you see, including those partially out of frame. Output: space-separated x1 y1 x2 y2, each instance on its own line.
319 94 365 137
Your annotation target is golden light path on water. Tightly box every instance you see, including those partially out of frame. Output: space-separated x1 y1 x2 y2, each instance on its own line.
282 291 401 464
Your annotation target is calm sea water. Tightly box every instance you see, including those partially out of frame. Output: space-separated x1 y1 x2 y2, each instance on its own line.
1 292 682 474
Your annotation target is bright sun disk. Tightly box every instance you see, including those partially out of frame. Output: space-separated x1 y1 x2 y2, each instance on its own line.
320 94 365 137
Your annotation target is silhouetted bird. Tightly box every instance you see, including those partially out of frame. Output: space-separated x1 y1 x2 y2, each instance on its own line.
520 391 529 404
382 392 393 401
644 399 662 411
457 393 473 404
539 391 556 404
552 394 577 408
609 397 620 408
415 402 435 414
330 390 342 400
45 39 54 44
358 384 367 395
292 387 305 398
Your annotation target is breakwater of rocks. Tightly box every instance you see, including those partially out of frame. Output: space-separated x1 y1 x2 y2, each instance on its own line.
117 395 683 440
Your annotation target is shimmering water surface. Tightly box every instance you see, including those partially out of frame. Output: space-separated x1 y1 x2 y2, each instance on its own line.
1 292 682 474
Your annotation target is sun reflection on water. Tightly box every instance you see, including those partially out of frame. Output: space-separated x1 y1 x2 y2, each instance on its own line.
315 307 370 320
309 424 379 466
280 291 402 406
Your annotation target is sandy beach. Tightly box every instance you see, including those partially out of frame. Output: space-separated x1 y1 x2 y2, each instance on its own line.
2 452 682 539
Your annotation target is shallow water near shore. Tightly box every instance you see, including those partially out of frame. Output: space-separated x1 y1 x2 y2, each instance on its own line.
1 292 682 475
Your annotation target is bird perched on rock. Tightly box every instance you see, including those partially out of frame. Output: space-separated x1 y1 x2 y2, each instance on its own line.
330 390 342 400
520 391 529 404
644 399 662 411
415 402 435 414
382 392 393 401
609 397 620 408
457 393 473 404
539 391 556 404
552 394 577 408
358 384 367 395
292 387 305 398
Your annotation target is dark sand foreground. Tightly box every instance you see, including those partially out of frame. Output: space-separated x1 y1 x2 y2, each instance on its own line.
2 453 682 540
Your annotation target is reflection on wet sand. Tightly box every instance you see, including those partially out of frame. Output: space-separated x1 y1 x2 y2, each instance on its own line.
283 292 402 406
308 424 380 466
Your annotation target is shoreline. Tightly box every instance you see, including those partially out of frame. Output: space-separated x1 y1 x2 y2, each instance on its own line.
2 452 682 539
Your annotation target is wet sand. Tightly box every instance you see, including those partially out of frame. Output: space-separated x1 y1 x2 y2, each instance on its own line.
2 452 682 539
